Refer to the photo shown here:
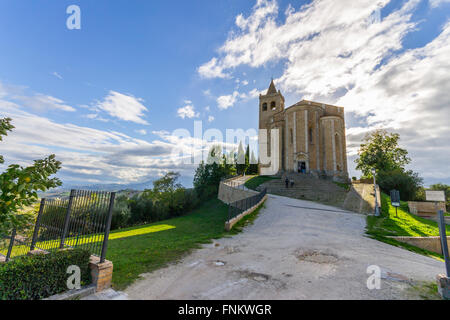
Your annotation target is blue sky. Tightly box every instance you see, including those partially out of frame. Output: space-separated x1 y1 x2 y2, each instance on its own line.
0 0 450 188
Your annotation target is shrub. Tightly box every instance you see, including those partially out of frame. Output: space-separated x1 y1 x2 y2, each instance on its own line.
111 195 131 229
0 248 91 300
110 187 202 230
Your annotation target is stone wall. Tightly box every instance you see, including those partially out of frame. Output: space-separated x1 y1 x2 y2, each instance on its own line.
218 180 258 204
343 183 380 215
389 236 450 255
408 201 446 215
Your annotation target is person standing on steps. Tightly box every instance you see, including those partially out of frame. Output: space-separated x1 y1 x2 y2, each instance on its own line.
290 179 294 188
285 177 289 188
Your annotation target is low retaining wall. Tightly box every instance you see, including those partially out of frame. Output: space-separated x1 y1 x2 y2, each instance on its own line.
408 201 446 215
225 195 268 231
218 179 258 204
388 236 450 255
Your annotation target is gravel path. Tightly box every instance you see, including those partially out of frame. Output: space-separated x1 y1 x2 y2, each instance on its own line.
125 194 445 300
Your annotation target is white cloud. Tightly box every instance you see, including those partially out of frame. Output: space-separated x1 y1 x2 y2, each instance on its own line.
0 104 217 185
216 88 264 110
198 58 231 79
136 129 147 135
95 90 149 124
0 82 75 112
208 116 215 122
52 72 63 80
217 91 240 109
429 0 450 8
177 102 199 119
19 94 76 112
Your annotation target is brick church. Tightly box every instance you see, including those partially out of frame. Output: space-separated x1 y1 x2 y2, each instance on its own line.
258 80 349 182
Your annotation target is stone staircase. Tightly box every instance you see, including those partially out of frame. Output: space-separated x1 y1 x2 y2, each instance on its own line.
256 174 349 209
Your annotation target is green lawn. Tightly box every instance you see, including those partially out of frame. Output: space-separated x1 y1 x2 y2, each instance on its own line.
366 193 450 260
105 198 264 290
245 175 280 191
1 197 265 289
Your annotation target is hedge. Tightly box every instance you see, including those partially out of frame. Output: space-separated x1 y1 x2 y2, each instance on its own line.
0 248 91 300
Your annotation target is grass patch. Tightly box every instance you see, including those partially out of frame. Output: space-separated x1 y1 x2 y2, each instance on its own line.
333 182 351 191
245 176 280 191
228 202 266 234
405 281 442 300
367 193 450 237
106 197 266 290
366 192 449 260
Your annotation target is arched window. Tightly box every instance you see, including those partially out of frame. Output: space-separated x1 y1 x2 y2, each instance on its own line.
290 129 293 144
309 127 313 144
271 101 276 110
262 103 267 111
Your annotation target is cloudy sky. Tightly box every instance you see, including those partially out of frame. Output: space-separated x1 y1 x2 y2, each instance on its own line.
0 0 449 188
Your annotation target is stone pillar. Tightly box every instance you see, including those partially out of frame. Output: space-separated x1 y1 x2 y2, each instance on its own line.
293 112 297 171
304 110 308 155
316 111 320 171
304 110 309 172
89 255 113 292
285 113 288 171
436 274 450 299
331 120 337 172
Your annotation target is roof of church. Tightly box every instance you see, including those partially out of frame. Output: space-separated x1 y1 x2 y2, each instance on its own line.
285 99 344 111
267 79 277 95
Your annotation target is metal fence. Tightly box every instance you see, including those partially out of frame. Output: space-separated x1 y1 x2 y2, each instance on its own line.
0 190 115 263
0 230 32 263
227 188 267 222
224 180 247 190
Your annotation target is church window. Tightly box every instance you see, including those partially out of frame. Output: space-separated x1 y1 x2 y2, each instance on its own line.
262 103 267 111
271 101 276 110
309 128 313 144
290 129 293 144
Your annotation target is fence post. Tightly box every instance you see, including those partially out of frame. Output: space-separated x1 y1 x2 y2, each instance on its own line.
60 190 76 249
438 210 450 277
100 192 116 263
30 198 46 251
6 229 16 262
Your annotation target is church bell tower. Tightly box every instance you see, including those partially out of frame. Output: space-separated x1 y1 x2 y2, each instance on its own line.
258 79 285 175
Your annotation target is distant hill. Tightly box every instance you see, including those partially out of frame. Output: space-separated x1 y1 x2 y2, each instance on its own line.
38 176 194 198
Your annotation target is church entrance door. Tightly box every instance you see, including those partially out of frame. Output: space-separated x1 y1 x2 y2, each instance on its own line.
298 161 306 174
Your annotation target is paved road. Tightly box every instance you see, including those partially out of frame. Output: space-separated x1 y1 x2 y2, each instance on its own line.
125 194 445 300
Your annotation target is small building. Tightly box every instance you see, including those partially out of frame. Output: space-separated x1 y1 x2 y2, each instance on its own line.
258 79 348 181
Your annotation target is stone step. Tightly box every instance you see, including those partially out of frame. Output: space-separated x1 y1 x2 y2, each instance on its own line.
259 175 350 208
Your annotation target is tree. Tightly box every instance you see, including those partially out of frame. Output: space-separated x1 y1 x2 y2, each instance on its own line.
193 146 236 200
249 150 259 175
151 171 182 194
355 130 411 178
244 145 250 175
377 169 423 201
0 118 14 165
0 118 62 234
235 141 246 175
355 129 423 201
430 183 450 212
